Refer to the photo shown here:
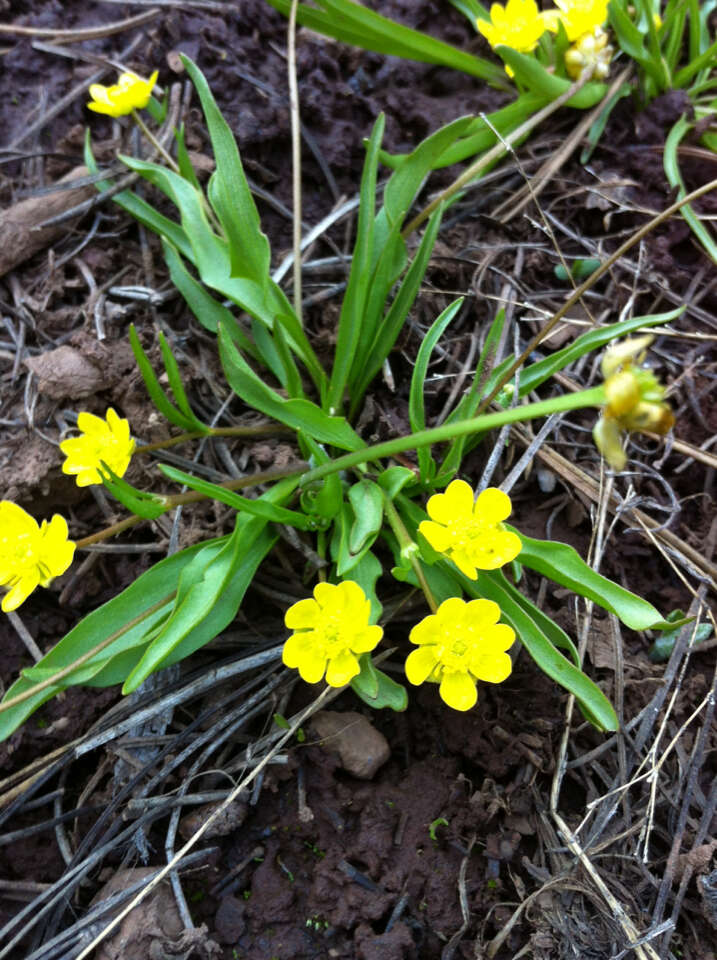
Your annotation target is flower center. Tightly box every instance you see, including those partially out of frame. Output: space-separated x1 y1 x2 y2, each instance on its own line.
448 519 499 558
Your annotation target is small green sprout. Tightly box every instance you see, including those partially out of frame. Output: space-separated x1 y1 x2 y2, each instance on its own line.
429 817 449 842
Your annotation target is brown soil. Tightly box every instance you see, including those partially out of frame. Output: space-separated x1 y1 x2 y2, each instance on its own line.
0 2 715 960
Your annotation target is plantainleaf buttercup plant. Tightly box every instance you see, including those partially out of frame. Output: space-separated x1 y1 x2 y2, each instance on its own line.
0 59 682 742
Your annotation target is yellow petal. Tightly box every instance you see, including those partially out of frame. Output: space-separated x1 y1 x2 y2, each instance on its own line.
435 596 467 624
284 597 318 630
282 632 307 668
427 479 474 524
77 411 109 437
481 622 515 653
297 649 327 684
409 614 439 646
439 670 477 711
0 501 38 537
325 649 360 686
418 520 452 553
465 597 500 627
335 580 369 621
2 573 39 612
351 624 383 654
405 646 438 685
471 651 512 684
313 580 339 611
448 548 478 580
474 487 512 523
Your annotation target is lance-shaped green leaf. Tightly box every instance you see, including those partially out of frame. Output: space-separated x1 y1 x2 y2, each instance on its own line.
129 324 209 433
0 538 227 740
409 299 464 482
497 47 607 108
350 207 444 414
99 463 169 520
161 239 259 360
218 322 363 451
462 570 618 732
181 55 271 287
119 155 327 393
158 463 316 530
327 115 385 414
264 0 506 83
514 532 673 631
123 477 300 691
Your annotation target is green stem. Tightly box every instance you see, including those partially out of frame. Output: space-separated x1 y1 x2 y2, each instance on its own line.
301 387 605 485
382 495 437 613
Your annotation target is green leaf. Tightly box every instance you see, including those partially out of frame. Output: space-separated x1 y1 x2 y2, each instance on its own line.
382 115 475 227
181 55 271 287
264 0 506 83
515 532 672 630
158 332 210 432
119 155 327 393
381 92 547 170
377 466 417 500
448 0 488 24
664 116 717 264
351 207 444 414
218 322 363 451
438 306 506 484
99 463 168 520
174 122 202 191
486 570 580 666
496 47 608 108
122 480 297 692
161 239 258 360
347 550 384 623
514 306 685 398
347 481 384 554
157 464 315 529
332 502 378 577
462 571 617 731
0 539 226 740
129 324 208 433
351 663 408 712
328 115 385 414
409 299 464 482
129 531 273 686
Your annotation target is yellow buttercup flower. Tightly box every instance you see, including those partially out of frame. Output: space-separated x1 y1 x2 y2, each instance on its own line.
60 408 136 487
593 336 674 471
283 581 383 687
0 502 75 612
544 0 609 42
419 480 522 579
406 597 515 711
476 0 550 54
87 70 159 117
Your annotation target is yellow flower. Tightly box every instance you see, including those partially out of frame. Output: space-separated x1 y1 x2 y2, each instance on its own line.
476 0 550 54
564 27 613 79
593 336 674 471
87 70 159 117
419 480 522 579
544 0 609 42
283 581 383 687
0 502 75 612
60 408 136 487
406 597 515 711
